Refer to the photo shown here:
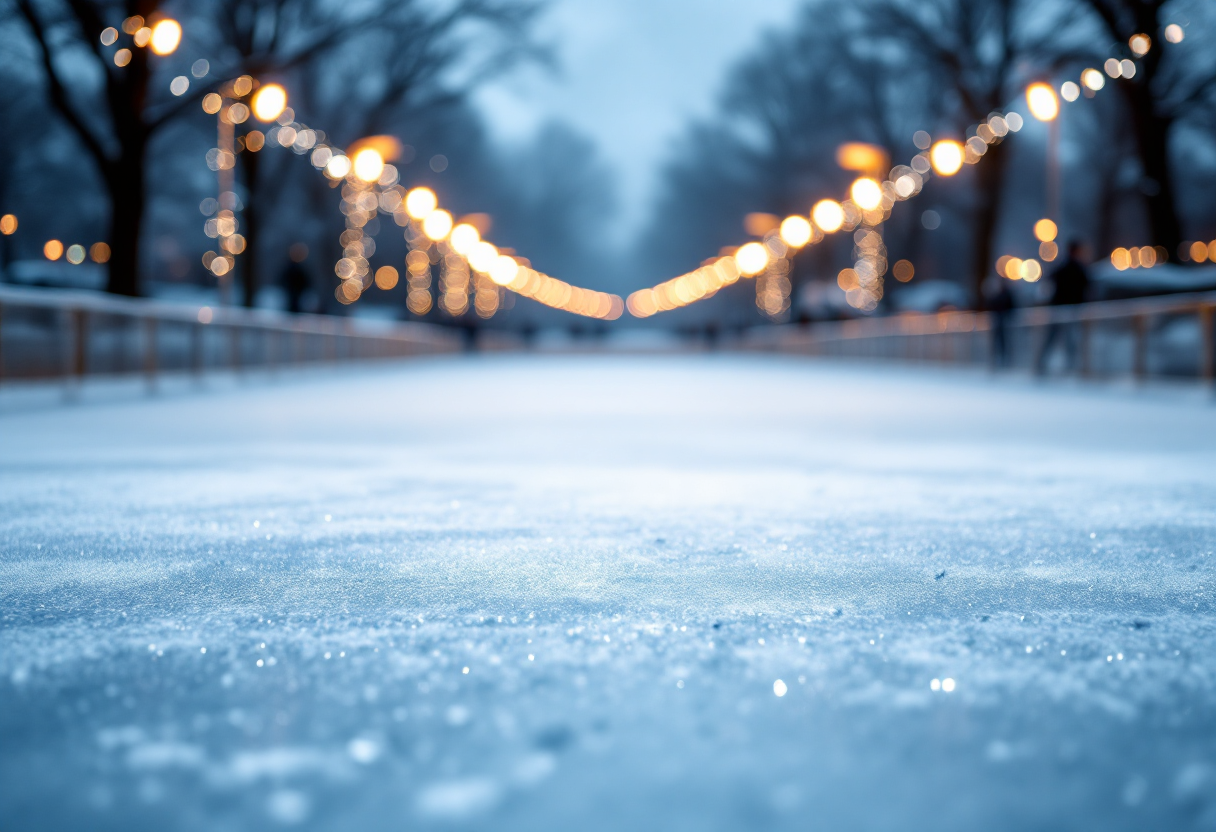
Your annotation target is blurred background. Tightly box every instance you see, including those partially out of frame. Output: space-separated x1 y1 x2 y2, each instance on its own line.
1 0 1214 338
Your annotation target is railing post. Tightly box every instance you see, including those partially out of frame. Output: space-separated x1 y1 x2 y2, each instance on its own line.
1132 314 1147 381
1200 305 1215 384
1079 319 1091 378
191 323 204 379
72 309 88 380
143 317 158 391
231 325 242 373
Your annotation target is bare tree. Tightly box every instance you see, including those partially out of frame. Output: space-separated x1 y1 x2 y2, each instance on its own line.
1072 0 1216 253
860 0 1086 305
5 0 538 300
207 0 541 307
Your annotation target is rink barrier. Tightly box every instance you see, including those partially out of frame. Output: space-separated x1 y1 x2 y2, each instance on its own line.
744 291 1216 383
0 285 461 384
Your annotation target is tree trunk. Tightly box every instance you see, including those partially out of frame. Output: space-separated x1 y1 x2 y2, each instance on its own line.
969 137 1008 309
240 146 262 308
103 145 147 297
1126 86 1182 253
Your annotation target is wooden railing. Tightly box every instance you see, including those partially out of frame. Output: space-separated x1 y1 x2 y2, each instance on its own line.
0 285 461 384
744 291 1216 382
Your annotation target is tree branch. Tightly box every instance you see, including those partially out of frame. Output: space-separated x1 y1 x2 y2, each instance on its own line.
12 0 114 172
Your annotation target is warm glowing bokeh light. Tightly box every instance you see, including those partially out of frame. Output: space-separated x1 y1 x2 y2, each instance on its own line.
90 242 111 263
0 214 16 235
836 142 888 174
251 84 287 122
1164 24 1184 43
1129 33 1151 56
44 239 64 260
467 241 498 273
734 242 769 276
325 155 351 179
779 215 813 248
1081 69 1105 91
149 19 182 55
811 200 845 233
352 147 385 183
449 223 480 255
1026 83 1059 121
404 187 438 220
422 209 453 241
850 178 882 211
374 266 399 290
1033 218 1058 242
489 255 519 286
930 140 964 176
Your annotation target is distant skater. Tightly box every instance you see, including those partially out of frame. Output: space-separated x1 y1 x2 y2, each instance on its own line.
1036 240 1091 375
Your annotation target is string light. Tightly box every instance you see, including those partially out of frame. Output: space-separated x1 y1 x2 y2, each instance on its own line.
181 29 1155 323
352 148 385 183
251 84 287 122
148 19 182 55
1026 83 1059 122
811 200 844 233
930 140 964 176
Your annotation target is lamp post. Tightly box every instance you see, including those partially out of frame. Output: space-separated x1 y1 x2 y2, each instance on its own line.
1026 83 1061 221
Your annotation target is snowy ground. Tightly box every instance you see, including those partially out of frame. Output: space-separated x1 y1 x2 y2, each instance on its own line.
2 355 1215 831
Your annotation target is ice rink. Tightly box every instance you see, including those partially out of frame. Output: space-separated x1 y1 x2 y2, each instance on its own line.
2 355 1215 831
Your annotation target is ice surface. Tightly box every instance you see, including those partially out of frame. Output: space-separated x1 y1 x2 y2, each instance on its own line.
2 355 1215 831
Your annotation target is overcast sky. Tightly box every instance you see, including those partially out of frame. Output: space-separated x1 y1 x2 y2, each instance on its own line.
471 0 801 240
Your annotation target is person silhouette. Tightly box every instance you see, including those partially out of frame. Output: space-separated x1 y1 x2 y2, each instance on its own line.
282 243 311 314
1036 239 1091 375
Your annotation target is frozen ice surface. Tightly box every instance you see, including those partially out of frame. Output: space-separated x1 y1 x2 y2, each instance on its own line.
2 355 1215 831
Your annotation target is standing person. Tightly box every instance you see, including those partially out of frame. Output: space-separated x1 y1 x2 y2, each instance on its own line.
983 274 1015 368
282 243 311 314
1035 239 1091 375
